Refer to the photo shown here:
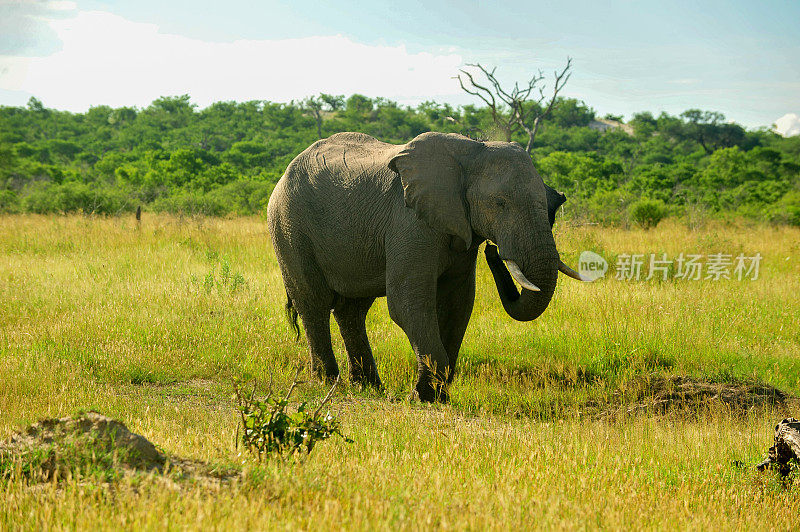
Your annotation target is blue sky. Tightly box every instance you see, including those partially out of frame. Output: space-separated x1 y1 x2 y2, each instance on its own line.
1 0 799 131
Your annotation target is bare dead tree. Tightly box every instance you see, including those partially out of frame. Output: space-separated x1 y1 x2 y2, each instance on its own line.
301 96 325 139
456 58 572 153
302 94 346 139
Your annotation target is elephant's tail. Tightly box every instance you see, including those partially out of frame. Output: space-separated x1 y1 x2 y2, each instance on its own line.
285 293 301 341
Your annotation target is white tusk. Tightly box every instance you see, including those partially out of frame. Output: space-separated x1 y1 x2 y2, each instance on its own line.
503 260 541 292
558 260 594 282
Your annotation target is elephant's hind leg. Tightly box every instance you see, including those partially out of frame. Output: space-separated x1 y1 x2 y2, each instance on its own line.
300 308 340 383
333 297 382 388
275 240 340 383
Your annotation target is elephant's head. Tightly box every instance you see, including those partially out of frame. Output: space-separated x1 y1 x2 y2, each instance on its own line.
389 132 587 322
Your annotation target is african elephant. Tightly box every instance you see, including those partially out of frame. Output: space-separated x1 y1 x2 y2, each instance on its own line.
267 131 587 402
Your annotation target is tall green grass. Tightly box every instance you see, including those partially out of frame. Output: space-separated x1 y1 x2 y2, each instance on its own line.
1 214 798 529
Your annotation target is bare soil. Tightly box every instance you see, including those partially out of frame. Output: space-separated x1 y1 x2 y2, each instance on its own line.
593 375 793 418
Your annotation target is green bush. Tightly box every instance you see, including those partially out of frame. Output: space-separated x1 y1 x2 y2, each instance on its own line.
205 179 275 216
0 190 20 213
629 198 668 229
570 189 636 226
766 190 800 226
151 180 275 217
233 372 351 459
20 182 57 213
151 191 227 216
20 182 133 215
3 96 800 223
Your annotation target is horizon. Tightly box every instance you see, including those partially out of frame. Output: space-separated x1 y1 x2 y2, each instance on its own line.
1 0 799 135
8 92 793 135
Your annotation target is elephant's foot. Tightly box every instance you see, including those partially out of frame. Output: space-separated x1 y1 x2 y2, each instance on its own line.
310 357 340 384
348 355 383 390
412 379 450 403
413 358 451 403
350 371 383 390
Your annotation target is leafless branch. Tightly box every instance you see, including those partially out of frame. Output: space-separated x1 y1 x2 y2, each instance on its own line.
281 365 305 403
527 57 572 153
312 375 341 420
456 57 572 154
456 68 498 123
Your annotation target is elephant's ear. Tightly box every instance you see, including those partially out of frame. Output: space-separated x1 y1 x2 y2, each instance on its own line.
388 133 479 250
544 182 566 227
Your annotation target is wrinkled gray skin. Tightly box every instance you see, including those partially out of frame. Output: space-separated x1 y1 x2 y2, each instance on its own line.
268 132 568 402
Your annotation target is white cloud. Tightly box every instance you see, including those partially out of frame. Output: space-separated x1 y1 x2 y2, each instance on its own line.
774 113 800 137
46 1 77 10
0 10 464 110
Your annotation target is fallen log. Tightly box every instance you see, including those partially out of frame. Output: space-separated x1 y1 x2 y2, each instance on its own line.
757 417 800 475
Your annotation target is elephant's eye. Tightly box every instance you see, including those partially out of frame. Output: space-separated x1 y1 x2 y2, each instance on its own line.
494 198 507 209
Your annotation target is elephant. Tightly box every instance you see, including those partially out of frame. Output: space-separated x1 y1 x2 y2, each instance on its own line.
267 131 587 402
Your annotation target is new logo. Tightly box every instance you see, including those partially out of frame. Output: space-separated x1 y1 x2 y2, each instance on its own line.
578 251 608 281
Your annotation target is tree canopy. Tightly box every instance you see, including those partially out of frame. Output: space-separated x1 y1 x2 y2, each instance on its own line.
1 94 798 225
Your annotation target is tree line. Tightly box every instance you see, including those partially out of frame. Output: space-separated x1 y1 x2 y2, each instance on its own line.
1 94 798 226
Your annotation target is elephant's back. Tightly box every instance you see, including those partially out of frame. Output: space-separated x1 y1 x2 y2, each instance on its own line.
314 131 393 153
286 132 399 187
270 133 402 297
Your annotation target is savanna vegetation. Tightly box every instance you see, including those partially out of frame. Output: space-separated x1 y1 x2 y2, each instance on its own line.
1 215 799 528
2 95 799 226
2 86 799 527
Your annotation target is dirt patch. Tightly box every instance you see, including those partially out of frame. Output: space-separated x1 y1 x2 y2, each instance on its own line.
0 411 235 484
117 378 230 410
591 375 792 418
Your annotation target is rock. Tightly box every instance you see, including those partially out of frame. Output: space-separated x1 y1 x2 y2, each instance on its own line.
757 417 800 475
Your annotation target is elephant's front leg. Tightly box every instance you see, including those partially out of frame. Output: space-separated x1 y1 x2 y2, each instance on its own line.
437 253 478 385
386 262 451 403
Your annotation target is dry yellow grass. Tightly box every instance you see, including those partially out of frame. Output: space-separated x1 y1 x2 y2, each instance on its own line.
1 214 799 529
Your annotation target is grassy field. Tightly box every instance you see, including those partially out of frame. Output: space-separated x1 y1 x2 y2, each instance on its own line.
1 214 799 529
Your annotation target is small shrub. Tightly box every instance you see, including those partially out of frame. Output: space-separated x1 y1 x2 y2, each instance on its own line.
0 190 20 213
220 258 231 284
230 272 246 292
191 252 248 295
233 370 351 459
629 198 667 229
203 271 215 293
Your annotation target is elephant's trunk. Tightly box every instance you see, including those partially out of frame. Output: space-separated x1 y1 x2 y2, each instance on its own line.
484 242 559 322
